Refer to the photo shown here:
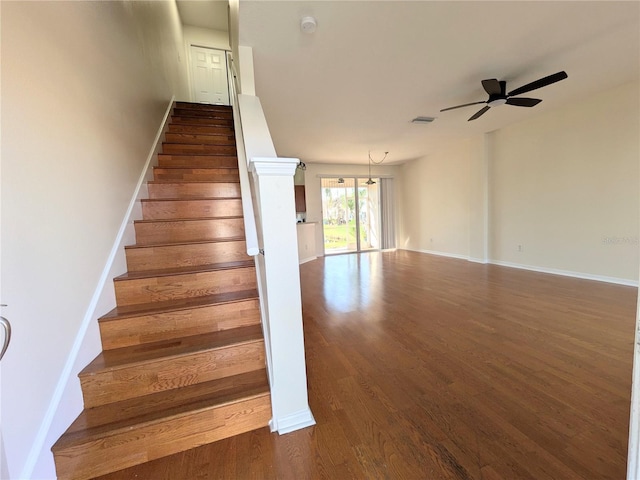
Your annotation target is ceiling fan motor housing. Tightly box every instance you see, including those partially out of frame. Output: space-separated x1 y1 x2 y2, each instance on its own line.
487 80 508 107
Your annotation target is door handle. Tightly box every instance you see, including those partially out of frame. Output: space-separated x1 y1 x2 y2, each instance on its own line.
0 305 11 361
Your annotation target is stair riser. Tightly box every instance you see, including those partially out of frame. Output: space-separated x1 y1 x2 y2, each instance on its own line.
142 199 242 220
100 299 261 350
157 154 238 168
162 143 236 155
114 266 257 306
173 108 232 119
168 124 234 136
53 394 271 480
175 101 232 112
153 166 239 178
148 182 240 199
134 218 245 245
154 172 240 182
165 133 235 145
171 116 233 127
126 241 250 272
80 341 266 407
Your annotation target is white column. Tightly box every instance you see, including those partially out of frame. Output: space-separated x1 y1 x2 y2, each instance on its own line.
250 157 316 435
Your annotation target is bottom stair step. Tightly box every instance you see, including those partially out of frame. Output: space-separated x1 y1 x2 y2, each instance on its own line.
52 370 271 480
79 325 266 408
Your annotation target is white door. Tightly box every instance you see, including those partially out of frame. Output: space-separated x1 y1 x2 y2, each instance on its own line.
190 46 230 105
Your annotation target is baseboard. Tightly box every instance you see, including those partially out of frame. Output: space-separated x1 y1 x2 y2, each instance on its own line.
468 256 488 264
401 249 638 287
489 260 639 287
271 408 316 435
23 97 175 480
404 248 469 261
299 255 317 265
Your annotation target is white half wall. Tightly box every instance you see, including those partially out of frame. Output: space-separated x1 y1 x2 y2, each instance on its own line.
1 2 188 478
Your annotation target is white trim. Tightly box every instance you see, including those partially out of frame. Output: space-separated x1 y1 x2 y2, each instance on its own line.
489 260 639 287
228 54 259 257
250 157 299 176
20 97 175 479
402 249 639 286
299 255 317 265
468 257 489 264
272 408 316 435
404 248 469 261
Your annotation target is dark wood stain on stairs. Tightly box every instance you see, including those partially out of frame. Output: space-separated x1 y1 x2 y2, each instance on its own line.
51 102 271 480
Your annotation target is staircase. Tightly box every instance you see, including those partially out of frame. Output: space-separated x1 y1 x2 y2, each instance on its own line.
52 102 272 480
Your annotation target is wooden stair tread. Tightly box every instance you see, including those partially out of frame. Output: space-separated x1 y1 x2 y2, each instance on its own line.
166 128 233 136
158 153 237 158
175 102 232 110
147 178 240 187
166 132 235 140
53 369 269 450
134 215 243 224
125 236 246 250
153 166 239 170
171 112 232 118
99 289 259 322
141 196 241 202
81 324 264 374
170 117 232 124
114 259 254 281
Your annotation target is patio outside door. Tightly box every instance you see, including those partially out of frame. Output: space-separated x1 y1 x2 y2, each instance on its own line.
321 178 380 255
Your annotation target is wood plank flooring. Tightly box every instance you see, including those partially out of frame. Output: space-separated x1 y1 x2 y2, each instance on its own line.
94 250 637 479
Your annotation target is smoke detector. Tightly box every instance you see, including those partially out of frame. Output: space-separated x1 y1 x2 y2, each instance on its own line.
300 16 317 34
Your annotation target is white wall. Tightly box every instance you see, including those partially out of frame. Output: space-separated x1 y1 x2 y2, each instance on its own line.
0 2 188 478
398 81 639 284
183 25 230 51
400 138 481 259
490 81 639 282
303 162 403 257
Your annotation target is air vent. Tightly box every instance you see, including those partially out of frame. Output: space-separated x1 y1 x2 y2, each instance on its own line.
411 116 435 124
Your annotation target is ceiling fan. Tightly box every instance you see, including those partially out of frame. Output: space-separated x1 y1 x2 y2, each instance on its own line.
440 71 568 121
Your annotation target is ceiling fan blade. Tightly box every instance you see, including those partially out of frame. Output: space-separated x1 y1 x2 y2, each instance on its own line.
507 71 568 97
506 97 542 107
482 79 502 95
440 101 486 112
468 106 491 121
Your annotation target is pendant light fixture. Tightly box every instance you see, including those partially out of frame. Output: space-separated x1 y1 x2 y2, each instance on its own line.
364 151 388 186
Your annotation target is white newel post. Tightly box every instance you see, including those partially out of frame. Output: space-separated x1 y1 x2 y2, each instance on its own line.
250 157 316 435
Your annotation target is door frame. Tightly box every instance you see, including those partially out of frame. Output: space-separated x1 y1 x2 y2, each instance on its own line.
186 44 231 105
319 177 381 256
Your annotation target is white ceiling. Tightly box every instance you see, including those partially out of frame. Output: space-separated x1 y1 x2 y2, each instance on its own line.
176 0 229 31
238 1 640 165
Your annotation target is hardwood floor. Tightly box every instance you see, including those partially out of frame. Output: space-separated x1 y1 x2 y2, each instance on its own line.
95 250 638 479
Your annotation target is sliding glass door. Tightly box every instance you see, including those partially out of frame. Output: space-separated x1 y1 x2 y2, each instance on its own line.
321 178 381 255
